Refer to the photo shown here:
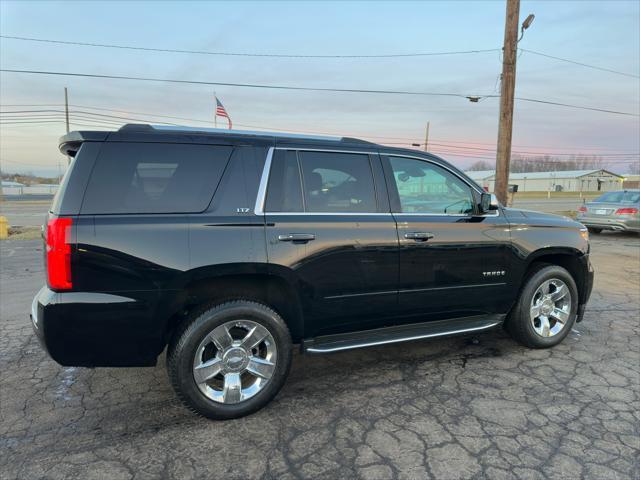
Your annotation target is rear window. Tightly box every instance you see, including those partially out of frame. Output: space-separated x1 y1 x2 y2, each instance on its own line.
81 143 233 214
594 191 640 204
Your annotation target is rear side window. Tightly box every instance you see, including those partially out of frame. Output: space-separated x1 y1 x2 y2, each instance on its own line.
264 150 377 213
298 151 376 213
81 143 233 214
595 191 640 203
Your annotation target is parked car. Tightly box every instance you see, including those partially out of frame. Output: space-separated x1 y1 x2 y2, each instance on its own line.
31 125 594 419
577 190 640 233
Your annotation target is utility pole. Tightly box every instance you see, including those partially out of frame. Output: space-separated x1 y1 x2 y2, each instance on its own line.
494 0 520 205
423 122 430 152
64 87 71 165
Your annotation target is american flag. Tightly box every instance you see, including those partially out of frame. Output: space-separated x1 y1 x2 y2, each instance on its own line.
215 97 232 129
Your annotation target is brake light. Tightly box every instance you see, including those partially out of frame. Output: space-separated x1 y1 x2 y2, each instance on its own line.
615 207 638 215
578 206 587 213
46 217 73 290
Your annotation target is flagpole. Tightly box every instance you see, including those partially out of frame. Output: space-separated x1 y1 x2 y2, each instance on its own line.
214 91 217 129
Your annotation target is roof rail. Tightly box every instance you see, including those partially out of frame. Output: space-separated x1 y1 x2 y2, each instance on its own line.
118 123 372 144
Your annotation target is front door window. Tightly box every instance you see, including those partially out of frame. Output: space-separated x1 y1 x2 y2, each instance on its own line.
388 156 474 215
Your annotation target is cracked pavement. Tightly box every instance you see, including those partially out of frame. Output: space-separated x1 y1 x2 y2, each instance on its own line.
1 233 639 479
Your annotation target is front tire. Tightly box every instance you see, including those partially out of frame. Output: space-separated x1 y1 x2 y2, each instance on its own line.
506 265 578 348
167 300 292 420
587 227 602 234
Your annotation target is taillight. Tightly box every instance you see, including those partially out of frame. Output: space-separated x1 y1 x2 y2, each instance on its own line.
578 206 587 213
46 217 73 290
615 207 638 215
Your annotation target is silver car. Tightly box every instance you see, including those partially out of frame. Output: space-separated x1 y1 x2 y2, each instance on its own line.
577 189 640 233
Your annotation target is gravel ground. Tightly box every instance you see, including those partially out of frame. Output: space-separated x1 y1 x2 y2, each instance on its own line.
1 232 639 480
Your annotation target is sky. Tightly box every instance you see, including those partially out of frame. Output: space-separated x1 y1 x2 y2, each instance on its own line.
1 0 639 177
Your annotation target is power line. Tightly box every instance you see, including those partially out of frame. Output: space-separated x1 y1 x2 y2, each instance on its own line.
3 103 636 151
0 108 178 125
3 35 637 82
0 68 477 99
521 48 640 79
512 96 639 117
2 68 638 117
3 109 640 158
0 35 501 59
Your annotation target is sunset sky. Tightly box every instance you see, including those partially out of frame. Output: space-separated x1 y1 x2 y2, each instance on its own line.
1 0 639 177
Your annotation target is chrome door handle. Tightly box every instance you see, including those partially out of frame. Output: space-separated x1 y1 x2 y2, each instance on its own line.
278 233 316 243
404 232 434 241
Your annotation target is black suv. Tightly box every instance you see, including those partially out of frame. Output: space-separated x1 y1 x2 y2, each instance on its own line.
32 125 593 419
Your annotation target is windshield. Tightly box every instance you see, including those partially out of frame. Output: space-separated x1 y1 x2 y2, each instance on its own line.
594 191 640 204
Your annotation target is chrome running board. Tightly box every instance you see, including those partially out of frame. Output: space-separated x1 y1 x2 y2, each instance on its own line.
303 315 504 354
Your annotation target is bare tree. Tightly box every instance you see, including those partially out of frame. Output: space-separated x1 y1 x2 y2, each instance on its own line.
509 154 605 173
468 160 494 171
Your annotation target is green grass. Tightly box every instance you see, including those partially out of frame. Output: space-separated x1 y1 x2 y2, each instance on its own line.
552 210 578 219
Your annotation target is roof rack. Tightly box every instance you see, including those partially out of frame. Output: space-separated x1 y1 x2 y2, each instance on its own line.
118 124 372 144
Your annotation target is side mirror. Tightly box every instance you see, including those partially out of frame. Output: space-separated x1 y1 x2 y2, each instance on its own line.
480 192 500 213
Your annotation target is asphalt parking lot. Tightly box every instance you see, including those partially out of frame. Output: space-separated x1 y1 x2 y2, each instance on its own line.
0 200 51 228
1 232 639 480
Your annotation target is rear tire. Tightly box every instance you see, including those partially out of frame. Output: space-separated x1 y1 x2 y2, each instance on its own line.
167 300 292 420
587 227 602 234
506 265 578 348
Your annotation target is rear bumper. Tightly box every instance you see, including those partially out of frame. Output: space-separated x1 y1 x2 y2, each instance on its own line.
31 286 163 367
578 216 639 232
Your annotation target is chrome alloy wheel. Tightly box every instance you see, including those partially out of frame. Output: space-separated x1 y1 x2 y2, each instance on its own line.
192 320 277 404
530 278 572 338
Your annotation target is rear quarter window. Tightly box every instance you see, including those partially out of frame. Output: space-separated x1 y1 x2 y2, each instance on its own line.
595 191 640 203
81 142 233 214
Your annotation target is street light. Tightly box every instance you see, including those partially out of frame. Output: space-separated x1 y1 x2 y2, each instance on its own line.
518 14 535 41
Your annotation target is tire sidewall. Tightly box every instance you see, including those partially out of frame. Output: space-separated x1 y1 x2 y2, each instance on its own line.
518 266 578 347
169 301 292 420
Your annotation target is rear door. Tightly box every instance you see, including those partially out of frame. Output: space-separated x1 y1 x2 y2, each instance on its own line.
74 141 233 358
381 154 511 321
259 146 399 337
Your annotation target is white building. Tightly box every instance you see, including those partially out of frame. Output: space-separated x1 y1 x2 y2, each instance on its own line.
465 170 495 191
465 169 624 192
1 181 59 196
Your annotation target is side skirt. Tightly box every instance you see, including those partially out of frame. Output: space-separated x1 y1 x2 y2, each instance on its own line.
302 314 505 354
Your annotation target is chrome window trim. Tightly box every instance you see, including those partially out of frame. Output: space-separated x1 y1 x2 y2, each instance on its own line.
265 212 393 216
255 147 500 217
254 147 275 215
394 213 469 217
278 147 376 155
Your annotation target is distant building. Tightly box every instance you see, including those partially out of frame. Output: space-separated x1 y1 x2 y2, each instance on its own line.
465 169 624 192
465 170 495 191
2 181 59 196
2 180 25 195
623 174 640 189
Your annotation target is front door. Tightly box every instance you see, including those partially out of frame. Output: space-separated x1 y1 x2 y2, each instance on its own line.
381 154 511 322
261 147 399 337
